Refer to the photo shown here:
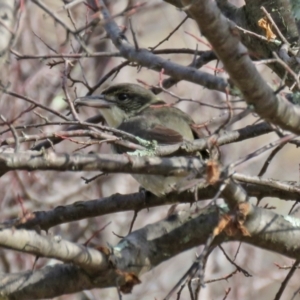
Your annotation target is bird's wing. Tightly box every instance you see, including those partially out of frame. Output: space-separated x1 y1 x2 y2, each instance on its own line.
142 124 184 144
114 107 195 154
119 119 184 145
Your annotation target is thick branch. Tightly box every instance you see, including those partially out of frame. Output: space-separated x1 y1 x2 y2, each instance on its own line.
181 0 300 134
2 172 300 231
0 228 108 271
2 204 300 299
0 151 205 176
0 264 125 300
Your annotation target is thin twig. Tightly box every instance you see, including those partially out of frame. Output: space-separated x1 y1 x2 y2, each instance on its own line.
274 259 300 300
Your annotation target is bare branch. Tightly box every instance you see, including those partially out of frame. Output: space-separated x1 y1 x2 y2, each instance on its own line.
181 0 300 134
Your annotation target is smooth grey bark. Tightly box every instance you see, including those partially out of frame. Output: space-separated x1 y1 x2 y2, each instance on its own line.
1 203 300 299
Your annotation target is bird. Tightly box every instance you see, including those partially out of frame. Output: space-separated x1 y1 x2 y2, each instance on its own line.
75 83 206 196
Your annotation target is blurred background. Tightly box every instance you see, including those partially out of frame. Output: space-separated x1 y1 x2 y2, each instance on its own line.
0 0 299 299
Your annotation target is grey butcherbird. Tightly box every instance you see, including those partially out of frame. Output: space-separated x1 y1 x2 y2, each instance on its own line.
75 83 206 196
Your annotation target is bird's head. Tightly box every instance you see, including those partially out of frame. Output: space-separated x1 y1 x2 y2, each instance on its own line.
75 83 162 128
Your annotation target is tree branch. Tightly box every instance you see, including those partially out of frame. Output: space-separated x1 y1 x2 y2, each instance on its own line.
97 0 229 93
181 0 300 134
2 203 300 299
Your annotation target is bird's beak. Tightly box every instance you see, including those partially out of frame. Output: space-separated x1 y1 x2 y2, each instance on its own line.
74 95 112 109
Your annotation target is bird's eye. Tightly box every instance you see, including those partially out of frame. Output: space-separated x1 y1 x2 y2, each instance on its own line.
117 93 128 101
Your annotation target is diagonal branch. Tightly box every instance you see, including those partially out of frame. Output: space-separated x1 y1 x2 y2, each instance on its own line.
181 0 300 135
2 203 300 299
98 0 228 93
2 172 300 232
0 228 108 271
